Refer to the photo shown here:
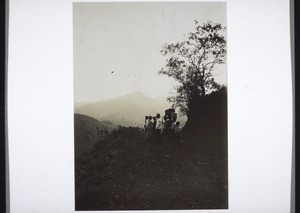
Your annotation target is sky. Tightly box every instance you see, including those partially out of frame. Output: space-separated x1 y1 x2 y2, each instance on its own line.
73 2 227 102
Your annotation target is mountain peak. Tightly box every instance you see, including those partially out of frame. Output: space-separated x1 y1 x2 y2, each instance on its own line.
123 91 151 98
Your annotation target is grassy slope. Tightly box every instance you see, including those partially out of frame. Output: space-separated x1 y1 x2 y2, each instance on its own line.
75 126 227 210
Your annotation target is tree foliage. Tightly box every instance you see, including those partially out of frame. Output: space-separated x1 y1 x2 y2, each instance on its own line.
159 21 227 113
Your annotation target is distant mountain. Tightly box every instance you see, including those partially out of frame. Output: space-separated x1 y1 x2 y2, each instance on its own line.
74 114 115 157
74 92 187 127
74 101 92 109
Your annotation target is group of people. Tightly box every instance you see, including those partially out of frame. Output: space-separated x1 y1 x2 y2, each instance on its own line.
144 110 182 143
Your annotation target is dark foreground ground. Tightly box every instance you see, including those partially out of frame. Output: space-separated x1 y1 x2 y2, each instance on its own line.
75 126 227 210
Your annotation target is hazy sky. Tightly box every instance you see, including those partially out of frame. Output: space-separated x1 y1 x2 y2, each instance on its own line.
74 2 227 102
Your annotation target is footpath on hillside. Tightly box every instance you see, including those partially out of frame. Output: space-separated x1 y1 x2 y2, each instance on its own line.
75 126 227 210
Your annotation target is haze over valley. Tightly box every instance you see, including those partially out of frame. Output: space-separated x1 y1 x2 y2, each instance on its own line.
74 92 187 127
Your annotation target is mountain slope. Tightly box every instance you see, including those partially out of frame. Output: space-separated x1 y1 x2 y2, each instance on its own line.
75 92 182 127
74 114 115 157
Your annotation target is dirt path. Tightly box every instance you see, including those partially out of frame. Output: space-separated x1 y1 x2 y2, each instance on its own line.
75 128 227 210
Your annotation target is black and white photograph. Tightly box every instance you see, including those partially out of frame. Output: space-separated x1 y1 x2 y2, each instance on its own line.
6 0 294 212
73 2 227 210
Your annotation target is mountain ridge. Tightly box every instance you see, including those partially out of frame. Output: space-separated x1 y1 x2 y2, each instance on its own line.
74 114 116 157
74 92 186 127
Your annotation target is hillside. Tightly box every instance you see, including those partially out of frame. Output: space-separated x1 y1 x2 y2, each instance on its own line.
74 92 187 127
74 114 115 157
182 87 227 158
75 126 227 210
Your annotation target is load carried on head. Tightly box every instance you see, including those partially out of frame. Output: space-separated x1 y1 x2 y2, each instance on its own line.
144 108 182 143
163 108 177 132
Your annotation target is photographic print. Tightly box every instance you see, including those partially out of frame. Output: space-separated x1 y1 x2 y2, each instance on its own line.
74 2 227 210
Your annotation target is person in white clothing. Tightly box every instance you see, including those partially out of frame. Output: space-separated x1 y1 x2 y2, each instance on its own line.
146 116 153 140
155 114 164 142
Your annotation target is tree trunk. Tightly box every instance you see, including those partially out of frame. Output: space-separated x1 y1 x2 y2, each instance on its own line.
200 84 205 96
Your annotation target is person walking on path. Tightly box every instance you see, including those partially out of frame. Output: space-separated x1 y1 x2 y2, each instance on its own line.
152 117 157 142
146 116 153 140
174 121 183 143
